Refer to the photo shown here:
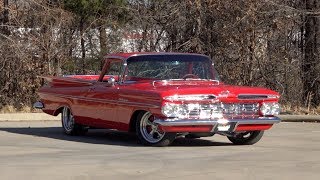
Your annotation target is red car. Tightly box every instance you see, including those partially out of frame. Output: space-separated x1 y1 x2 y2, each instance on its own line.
34 52 281 146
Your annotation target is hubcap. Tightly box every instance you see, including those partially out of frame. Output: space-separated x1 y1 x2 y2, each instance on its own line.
62 107 74 131
140 112 165 143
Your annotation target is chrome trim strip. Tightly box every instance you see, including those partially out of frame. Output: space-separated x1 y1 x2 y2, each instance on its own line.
163 94 216 101
152 79 220 87
154 117 281 126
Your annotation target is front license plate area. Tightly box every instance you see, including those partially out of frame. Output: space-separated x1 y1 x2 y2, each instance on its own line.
217 124 231 131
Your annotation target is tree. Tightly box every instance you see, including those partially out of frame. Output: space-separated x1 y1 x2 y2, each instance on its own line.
301 0 320 107
1 0 10 35
63 0 127 73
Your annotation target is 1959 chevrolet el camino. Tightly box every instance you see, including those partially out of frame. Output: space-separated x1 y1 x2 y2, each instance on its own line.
34 52 281 146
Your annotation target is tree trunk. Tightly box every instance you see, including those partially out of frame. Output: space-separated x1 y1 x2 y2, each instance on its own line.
99 24 107 55
98 23 107 68
302 0 320 107
2 0 10 36
80 17 86 74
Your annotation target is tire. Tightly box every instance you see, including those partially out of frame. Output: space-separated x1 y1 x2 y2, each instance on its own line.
136 111 176 146
61 107 88 135
227 131 264 145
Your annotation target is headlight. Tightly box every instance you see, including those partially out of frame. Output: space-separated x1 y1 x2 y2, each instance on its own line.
161 103 188 118
161 103 223 119
260 102 280 115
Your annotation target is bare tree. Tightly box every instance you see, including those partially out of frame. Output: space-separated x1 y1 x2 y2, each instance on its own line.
301 0 320 107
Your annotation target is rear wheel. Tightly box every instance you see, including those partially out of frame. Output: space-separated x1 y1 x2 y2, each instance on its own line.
227 131 264 145
62 107 88 135
136 111 176 146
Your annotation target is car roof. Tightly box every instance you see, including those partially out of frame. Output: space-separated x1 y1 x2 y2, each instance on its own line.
105 52 209 60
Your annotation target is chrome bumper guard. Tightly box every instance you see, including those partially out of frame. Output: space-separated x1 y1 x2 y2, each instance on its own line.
154 116 281 127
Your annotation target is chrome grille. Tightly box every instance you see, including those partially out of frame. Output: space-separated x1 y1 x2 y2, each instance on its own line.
222 103 259 118
183 103 259 119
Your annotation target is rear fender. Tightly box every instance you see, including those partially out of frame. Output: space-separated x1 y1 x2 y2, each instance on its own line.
53 104 73 117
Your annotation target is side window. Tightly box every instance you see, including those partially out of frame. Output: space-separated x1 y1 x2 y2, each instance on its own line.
107 62 122 76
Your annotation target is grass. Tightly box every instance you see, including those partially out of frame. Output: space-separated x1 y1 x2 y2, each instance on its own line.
278 104 320 115
0 105 42 113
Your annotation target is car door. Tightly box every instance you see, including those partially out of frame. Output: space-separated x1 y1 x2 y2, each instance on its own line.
81 60 123 129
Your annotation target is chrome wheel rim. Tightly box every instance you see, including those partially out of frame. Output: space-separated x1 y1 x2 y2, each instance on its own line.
235 132 252 139
140 112 165 143
62 107 74 132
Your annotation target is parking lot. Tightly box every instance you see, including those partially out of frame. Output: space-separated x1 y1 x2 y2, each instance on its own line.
0 121 319 180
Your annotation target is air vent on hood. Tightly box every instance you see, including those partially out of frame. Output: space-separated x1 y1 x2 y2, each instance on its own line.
238 94 269 100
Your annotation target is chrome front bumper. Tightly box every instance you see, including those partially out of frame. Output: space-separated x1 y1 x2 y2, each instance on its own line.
154 116 281 126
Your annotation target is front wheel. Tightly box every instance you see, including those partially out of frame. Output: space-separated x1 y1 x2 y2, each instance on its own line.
136 111 176 146
227 131 264 145
62 107 88 135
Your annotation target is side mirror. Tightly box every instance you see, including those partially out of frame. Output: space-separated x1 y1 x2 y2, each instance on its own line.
108 76 116 86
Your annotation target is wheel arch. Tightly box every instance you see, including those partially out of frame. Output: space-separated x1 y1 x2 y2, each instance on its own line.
129 110 147 132
53 104 72 116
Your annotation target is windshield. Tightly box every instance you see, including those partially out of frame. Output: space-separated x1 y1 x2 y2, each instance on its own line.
126 54 219 80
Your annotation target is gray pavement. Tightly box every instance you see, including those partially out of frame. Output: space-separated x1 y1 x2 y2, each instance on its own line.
0 121 319 180
0 113 60 121
277 115 320 122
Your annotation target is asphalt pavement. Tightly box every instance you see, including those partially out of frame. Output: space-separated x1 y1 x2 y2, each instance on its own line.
0 121 319 180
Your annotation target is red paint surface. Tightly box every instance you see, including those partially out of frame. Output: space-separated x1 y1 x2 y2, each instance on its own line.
235 124 273 131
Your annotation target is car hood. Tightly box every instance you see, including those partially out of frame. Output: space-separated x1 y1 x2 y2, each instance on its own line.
124 80 279 100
